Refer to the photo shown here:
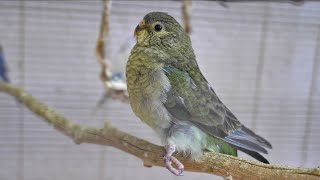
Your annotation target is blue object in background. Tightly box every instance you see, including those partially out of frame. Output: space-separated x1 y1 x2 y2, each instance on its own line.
111 72 123 82
0 45 9 82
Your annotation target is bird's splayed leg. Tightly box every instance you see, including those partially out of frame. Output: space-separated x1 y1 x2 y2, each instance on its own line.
163 144 184 176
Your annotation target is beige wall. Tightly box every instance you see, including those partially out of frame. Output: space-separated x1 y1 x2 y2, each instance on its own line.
0 1 319 180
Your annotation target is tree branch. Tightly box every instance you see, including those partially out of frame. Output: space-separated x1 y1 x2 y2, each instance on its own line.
0 81 319 180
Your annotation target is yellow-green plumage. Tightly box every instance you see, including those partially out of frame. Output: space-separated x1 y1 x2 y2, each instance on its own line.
126 12 271 164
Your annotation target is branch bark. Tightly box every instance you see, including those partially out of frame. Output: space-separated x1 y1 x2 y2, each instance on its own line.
0 81 319 180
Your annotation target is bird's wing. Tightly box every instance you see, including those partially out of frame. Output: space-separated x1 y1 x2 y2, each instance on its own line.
163 65 272 153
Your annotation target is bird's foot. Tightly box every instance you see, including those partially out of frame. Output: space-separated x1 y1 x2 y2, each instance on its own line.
163 144 184 176
163 155 184 176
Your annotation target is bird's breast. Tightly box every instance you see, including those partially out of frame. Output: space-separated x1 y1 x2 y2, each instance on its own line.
126 61 172 132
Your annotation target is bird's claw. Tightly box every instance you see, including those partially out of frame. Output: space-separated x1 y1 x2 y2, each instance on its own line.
163 155 184 176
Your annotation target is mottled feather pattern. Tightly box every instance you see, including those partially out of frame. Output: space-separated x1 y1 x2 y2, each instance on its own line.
126 47 173 134
164 65 241 134
126 12 272 164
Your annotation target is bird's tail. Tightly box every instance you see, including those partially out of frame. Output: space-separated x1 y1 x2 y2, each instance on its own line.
237 147 269 164
223 125 272 164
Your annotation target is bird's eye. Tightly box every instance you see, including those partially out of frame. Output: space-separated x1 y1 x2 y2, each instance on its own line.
154 24 163 32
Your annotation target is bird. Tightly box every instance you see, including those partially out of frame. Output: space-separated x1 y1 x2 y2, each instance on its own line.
126 12 272 176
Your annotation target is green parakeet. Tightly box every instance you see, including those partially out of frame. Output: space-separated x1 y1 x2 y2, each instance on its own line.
126 12 272 176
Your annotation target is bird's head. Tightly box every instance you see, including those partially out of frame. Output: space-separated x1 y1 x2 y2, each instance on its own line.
134 12 191 49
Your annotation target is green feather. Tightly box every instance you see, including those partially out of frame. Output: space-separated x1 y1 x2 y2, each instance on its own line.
126 12 271 163
206 136 237 156
163 65 237 157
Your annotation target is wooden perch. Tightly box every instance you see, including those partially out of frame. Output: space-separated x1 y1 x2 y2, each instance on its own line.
0 81 319 180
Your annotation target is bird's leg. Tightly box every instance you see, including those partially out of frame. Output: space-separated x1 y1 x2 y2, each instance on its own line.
163 144 184 176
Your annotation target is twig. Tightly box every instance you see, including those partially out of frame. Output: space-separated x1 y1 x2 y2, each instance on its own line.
182 0 192 34
1 81 319 180
96 0 111 82
95 0 128 102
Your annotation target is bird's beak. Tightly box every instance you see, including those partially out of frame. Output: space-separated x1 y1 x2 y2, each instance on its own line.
134 20 146 39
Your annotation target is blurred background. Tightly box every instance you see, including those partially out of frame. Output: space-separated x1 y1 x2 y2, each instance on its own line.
0 1 319 180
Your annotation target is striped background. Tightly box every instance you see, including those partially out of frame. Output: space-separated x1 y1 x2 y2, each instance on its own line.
0 1 319 180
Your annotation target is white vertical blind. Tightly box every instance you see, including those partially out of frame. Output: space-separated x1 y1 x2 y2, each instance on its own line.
0 1 319 180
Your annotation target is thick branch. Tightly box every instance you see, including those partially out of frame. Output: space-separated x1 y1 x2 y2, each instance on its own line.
0 81 319 180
